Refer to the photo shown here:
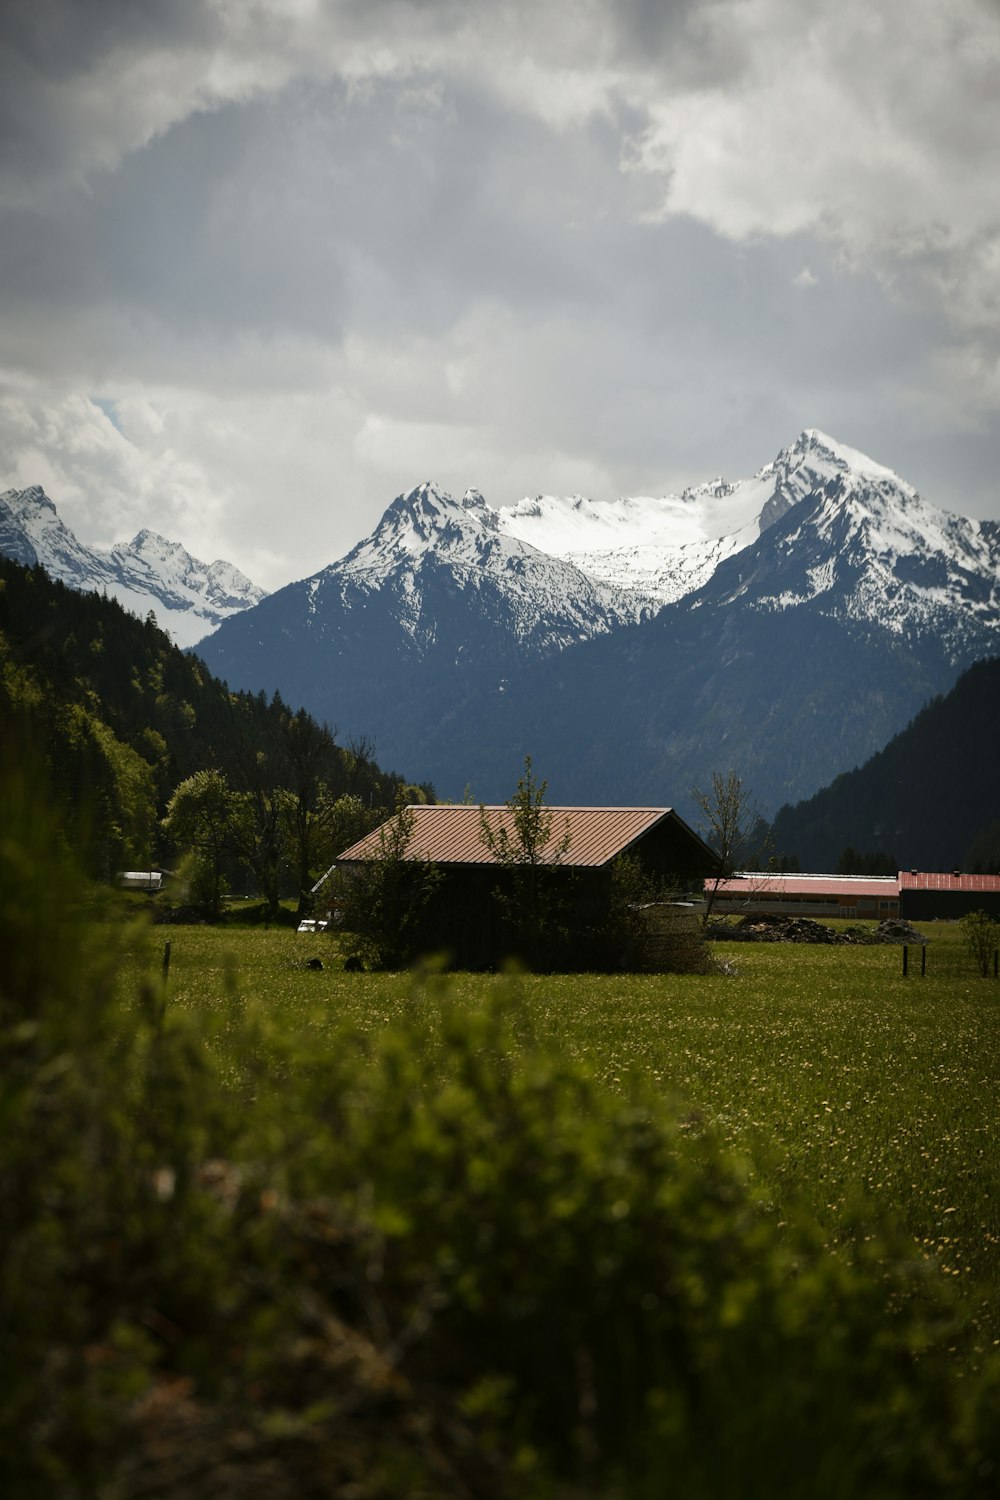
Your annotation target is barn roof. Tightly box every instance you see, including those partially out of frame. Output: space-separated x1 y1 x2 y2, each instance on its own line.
899 871 1000 892
334 804 712 870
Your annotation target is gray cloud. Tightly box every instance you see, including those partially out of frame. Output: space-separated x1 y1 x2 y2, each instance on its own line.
0 0 211 71
0 0 998 591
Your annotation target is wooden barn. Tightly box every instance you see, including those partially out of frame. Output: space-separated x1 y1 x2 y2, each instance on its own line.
898 871 1000 921
319 804 719 969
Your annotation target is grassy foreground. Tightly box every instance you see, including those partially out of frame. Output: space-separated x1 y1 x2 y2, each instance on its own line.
5 814 999 1500
120 920 1000 1359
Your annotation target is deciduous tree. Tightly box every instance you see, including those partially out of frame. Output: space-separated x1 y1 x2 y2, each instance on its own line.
691 769 766 922
479 756 573 966
161 769 235 919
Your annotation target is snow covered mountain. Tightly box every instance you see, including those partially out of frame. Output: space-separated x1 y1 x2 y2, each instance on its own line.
400 445 1000 812
0 485 267 646
10 428 998 814
453 425 1000 663
696 460 1000 660
317 479 654 649
193 480 657 752
192 431 1000 810
483 429 908 605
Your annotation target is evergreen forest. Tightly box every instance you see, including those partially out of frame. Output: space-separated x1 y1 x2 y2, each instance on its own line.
0 557 428 912
771 656 1000 872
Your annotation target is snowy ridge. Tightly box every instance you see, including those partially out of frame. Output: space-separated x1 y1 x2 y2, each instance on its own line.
0 486 266 647
706 470 1000 662
6 430 997 675
312 431 1000 672
566 527 756 607
309 429 904 626
312 480 656 657
464 427 917 607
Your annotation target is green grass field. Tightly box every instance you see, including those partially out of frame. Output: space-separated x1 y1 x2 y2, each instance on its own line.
119 918 1000 1361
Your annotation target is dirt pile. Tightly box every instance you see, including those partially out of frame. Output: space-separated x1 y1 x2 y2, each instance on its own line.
707 913 931 945
707 914 848 944
871 918 928 944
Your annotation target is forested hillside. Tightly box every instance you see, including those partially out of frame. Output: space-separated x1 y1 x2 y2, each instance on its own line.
0 558 424 904
770 657 1000 871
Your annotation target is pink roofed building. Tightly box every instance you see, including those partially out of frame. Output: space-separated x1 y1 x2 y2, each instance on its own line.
709 870 1000 921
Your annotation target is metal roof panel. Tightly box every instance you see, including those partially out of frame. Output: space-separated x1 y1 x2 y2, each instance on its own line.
716 870 1000 899
337 805 680 869
898 871 1000 892
713 874 899 900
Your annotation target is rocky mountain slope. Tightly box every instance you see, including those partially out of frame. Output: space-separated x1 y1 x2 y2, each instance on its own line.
0 485 266 646
193 480 656 768
703 466 1000 660
323 479 654 647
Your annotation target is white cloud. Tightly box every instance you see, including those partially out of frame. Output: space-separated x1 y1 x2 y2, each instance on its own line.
353 413 488 481
0 384 229 552
624 0 1000 280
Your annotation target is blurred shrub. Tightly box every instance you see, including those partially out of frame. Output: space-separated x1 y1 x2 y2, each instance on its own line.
290 989 999 1498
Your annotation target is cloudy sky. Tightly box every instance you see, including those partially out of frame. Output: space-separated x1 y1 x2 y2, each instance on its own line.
1 0 998 590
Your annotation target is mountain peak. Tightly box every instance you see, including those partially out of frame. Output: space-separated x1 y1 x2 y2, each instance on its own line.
115 529 195 570
698 452 1000 666
390 479 466 527
1 483 57 519
0 484 265 647
127 527 181 550
461 488 499 530
402 479 450 508
334 481 499 578
781 429 915 495
385 481 467 536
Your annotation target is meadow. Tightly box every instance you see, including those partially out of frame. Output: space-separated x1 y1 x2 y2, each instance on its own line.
119 916 1000 1362
7 837 999 1496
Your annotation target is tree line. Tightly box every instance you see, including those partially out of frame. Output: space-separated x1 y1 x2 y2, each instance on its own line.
0 557 427 904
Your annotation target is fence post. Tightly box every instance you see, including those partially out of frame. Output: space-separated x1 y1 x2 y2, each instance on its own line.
994 948 998 980
162 940 172 982
902 944 908 977
921 945 926 977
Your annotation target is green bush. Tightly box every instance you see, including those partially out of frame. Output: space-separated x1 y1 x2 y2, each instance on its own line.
328 799 442 969
595 854 714 972
960 909 1000 978
0 763 239 1491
